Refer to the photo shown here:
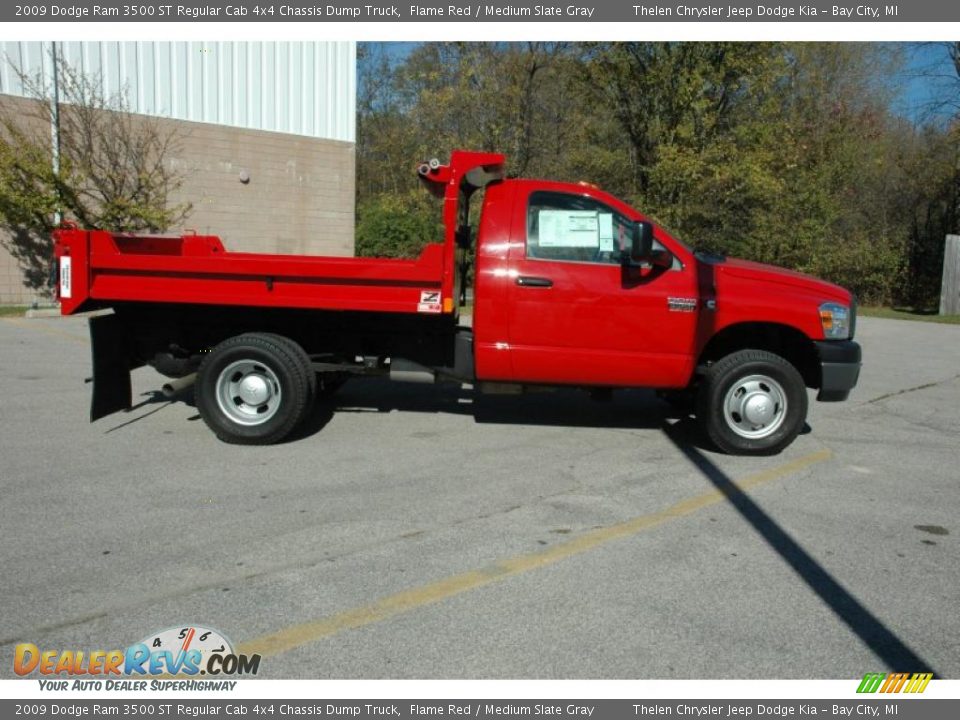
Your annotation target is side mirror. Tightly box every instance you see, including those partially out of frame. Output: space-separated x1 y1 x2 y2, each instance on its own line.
624 221 655 265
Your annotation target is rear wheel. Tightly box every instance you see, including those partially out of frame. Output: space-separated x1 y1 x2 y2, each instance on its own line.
696 349 807 455
196 333 312 445
258 332 317 402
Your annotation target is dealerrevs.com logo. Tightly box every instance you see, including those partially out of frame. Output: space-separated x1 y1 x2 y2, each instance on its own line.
14 625 260 690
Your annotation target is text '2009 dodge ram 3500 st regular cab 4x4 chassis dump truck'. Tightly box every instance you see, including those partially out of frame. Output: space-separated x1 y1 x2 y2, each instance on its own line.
53 150 861 455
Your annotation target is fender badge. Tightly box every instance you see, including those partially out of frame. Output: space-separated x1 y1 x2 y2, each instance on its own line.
667 297 698 312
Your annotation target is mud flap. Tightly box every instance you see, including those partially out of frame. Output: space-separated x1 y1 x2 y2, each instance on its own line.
88 313 133 421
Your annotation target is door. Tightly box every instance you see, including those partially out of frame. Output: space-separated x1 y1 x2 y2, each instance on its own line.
506 189 698 388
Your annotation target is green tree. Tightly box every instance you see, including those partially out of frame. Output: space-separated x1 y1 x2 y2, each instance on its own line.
355 41 955 306
0 55 191 294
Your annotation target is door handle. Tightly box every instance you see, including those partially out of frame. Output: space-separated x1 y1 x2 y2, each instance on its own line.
516 276 553 288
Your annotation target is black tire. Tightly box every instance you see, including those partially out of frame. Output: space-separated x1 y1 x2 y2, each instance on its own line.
696 349 807 456
195 333 312 445
257 332 317 402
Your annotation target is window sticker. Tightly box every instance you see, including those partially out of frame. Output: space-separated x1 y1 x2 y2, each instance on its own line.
538 210 600 248
598 213 614 252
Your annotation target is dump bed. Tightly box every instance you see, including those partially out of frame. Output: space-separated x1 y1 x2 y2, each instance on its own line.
53 151 505 318
53 229 451 316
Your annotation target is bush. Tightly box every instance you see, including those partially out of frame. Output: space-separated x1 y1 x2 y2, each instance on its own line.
355 192 443 259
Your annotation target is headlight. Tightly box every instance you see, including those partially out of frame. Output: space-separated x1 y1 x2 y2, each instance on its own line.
819 302 851 340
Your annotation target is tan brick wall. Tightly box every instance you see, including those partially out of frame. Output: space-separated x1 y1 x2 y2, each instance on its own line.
0 96 355 305
164 118 355 257
0 240 30 305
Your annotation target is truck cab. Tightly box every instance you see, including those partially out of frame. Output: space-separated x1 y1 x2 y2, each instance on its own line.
447 171 860 455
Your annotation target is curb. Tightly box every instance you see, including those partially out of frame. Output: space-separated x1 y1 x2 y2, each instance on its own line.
24 308 62 319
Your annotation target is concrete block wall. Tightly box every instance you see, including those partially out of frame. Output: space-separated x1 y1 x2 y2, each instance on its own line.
163 116 355 258
0 97 356 305
0 242 30 305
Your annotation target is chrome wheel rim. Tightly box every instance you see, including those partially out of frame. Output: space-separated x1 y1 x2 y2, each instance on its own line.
722 374 787 439
215 360 282 426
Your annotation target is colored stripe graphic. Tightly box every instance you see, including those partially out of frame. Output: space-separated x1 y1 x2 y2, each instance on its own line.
904 673 933 693
857 673 886 693
881 672 910 693
857 672 932 693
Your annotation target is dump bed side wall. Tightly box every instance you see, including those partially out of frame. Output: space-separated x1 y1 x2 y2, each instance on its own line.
54 228 450 317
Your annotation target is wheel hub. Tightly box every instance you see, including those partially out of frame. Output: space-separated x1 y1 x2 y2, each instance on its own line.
742 392 774 425
722 374 788 440
215 360 283 426
238 375 271 405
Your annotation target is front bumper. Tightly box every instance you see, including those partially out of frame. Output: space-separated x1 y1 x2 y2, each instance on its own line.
814 340 861 402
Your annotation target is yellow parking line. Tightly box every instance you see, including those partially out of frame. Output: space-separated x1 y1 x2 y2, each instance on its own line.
239 448 832 659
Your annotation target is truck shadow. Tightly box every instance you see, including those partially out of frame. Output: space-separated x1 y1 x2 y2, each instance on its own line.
299 377 712 448
114 378 808 451
661 423 940 675
104 388 196 433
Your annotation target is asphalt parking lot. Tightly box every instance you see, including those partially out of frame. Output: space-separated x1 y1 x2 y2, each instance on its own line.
1 314 958 679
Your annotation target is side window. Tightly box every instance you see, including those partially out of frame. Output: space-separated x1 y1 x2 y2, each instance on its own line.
526 191 634 265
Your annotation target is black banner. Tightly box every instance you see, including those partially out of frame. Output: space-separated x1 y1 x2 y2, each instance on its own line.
0 1 946 23
1 700 958 720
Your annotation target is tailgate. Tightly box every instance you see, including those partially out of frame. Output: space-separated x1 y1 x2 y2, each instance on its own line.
52 226 91 315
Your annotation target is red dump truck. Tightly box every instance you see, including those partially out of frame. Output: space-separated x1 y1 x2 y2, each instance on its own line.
52 150 860 454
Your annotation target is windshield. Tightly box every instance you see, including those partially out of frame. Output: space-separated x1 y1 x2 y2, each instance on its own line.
650 220 694 255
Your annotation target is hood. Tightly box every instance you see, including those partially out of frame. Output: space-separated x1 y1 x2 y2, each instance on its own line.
715 257 851 303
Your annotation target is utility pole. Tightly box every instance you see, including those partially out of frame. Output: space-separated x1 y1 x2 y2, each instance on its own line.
942 235 960 315
50 41 62 227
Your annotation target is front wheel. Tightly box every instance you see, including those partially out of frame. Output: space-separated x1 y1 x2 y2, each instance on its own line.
195 333 312 445
696 349 808 456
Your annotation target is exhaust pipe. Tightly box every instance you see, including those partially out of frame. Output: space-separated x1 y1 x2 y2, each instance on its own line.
162 373 196 398
389 358 435 384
